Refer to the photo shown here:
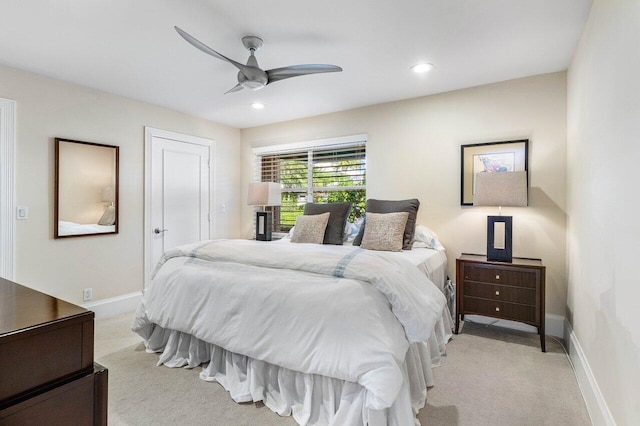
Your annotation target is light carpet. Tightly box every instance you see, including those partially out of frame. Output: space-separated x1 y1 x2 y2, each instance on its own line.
96 314 591 425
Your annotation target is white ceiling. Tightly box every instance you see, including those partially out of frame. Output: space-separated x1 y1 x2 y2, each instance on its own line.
0 0 591 129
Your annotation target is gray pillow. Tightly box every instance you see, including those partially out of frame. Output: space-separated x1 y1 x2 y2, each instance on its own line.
360 212 409 252
353 198 420 250
291 212 330 244
303 202 352 245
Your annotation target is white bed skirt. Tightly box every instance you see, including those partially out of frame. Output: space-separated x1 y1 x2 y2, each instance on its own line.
141 308 453 426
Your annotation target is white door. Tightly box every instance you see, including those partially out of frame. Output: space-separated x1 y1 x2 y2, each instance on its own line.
144 128 213 287
0 98 16 281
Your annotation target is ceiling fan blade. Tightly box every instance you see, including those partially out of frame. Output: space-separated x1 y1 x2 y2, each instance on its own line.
266 64 342 84
174 26 253 77
225 83 244 94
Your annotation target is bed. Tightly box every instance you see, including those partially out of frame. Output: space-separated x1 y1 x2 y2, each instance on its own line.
132 237 452 426
57 220 115 236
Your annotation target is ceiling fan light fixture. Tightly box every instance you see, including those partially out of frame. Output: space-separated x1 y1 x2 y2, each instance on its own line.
242 80 267 90
411 63 433 73
251 102 265 110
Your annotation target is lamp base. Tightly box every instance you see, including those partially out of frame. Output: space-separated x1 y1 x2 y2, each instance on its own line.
487 215 513 262
255 211 273 241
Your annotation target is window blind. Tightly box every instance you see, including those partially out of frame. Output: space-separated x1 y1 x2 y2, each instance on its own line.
255 140 366 232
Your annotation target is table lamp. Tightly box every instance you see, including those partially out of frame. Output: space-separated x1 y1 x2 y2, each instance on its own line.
247 182 281 241
473 171 527 262
101 186 115 207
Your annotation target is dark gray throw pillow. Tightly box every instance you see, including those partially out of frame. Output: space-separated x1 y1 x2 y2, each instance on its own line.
353 198 420 250
303 202 352 245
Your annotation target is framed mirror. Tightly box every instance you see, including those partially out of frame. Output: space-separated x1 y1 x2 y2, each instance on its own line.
55 138 119 238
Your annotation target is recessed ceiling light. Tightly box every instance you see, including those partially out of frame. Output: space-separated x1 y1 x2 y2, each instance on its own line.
411 63 433 73
251 102 265 109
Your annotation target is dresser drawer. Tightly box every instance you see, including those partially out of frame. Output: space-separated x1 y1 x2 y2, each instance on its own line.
463 265 537 289
463 296 536 323
464 281 535 305
0 364 108 426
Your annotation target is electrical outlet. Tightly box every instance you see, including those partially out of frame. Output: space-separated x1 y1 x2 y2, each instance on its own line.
83 288 93 301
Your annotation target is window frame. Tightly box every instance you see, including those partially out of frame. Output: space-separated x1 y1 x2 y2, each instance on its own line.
252 134 367 234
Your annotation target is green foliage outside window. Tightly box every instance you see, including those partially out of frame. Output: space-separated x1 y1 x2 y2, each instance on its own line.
264 152 366 232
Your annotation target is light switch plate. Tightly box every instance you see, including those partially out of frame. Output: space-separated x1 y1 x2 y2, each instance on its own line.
17 206 28 220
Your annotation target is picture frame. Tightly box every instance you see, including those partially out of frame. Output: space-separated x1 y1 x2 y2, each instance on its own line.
460 139 528 206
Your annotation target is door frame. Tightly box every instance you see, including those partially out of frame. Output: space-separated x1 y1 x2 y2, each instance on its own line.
0 98 16 280
144 127 215 288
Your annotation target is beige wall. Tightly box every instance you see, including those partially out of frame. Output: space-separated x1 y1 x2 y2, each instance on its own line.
242 72 568 317
567 0 640 423
0 64 242 305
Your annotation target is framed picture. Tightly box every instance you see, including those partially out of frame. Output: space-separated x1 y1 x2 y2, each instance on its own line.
460 139 528 205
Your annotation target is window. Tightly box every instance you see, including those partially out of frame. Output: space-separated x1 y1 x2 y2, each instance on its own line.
254 136 366 232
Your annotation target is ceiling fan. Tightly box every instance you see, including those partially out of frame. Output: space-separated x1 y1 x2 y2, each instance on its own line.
174 26 343 94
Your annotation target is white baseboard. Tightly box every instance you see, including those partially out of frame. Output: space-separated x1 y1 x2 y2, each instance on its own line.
463 313 564 338
564 321 616 426
82 291 142 320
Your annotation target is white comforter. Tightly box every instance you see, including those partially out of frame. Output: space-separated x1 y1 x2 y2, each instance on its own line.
133 239 446 411
58 220 115 235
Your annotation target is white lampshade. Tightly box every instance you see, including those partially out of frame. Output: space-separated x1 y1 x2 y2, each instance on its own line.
101 186 114 203
247 182 281 206
473 171 527 207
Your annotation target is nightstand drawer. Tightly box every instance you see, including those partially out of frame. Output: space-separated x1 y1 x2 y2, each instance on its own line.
463 265 537 289
464 281 535 305
463 296 536 323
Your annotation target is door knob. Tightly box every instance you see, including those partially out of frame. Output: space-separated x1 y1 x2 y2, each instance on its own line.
154 228 168 234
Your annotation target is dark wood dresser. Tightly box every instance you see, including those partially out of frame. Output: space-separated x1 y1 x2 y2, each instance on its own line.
0 278 107 425
455 254 546 352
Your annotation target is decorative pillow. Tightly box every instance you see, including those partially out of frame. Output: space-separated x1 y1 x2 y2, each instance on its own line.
353 199 420 250
291 212 330 244
303 202 352 245
98 205 116 226
413 224 445 250
360 212 409 252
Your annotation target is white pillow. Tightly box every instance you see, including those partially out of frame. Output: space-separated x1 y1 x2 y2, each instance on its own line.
413 224 445 250
284 226 295 238
343 217 364 242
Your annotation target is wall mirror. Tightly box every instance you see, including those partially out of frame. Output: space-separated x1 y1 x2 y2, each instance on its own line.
55 138 119 238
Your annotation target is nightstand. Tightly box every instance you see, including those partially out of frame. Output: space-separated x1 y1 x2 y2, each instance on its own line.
455 254 546 352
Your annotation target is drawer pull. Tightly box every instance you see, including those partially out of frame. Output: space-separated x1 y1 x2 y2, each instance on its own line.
496 274 500 280
495 306 500 312
495 290 500 296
